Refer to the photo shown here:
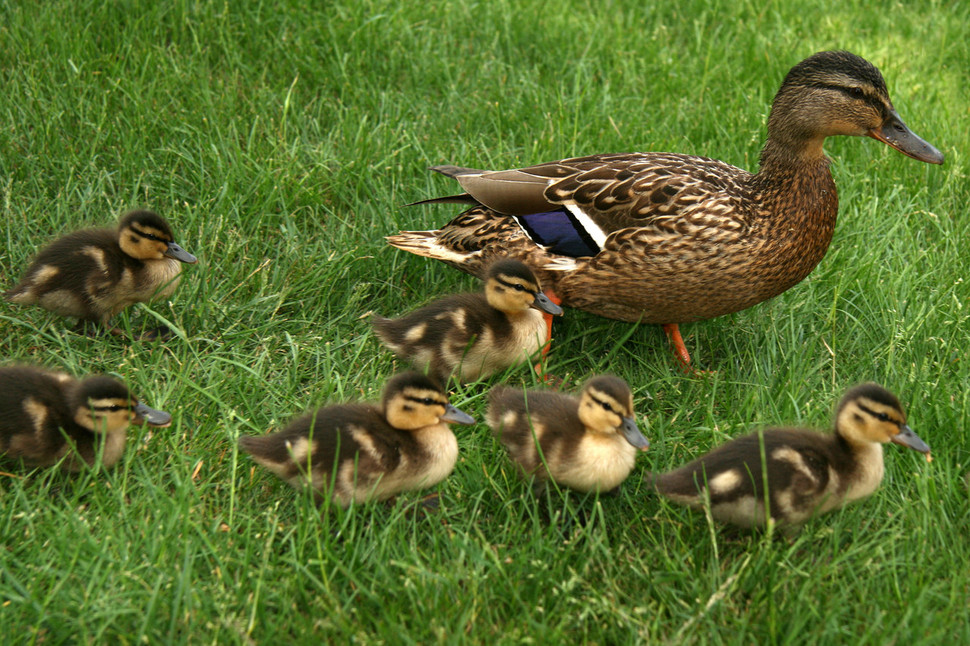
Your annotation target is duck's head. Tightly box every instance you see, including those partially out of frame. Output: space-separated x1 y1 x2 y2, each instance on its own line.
117 210 198 264
382 372 475 430
835 383 930 453
72 376 172 434
483 258 563 316
577 375 649 451
766 50 943 164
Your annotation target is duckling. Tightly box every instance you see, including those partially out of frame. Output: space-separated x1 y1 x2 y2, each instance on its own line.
5 209 197 337
487 375 649 493
0 365 172 471
238 371 475 507
372 258 563 383
648 383 930 529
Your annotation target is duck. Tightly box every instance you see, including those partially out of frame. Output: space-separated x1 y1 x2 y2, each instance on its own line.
487 374 649 493
0 365 172 471
387 51 944 366
238 371 476 507
372 258 563 383
5 209 197 338
647 383 931 530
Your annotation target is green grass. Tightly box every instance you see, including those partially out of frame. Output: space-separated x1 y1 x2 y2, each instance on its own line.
1 0 968 642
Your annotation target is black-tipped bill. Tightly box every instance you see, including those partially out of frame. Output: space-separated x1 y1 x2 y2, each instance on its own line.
868 111 944 165
165 242 198 264
620 417 650 451
531 291 564 316
134 402 173 427
440 404 475 425
890 424 930 453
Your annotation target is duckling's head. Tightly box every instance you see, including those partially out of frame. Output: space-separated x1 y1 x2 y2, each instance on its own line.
834 383 930 453
71 376 173 434
117 210 198 264
381 372 476 430
767 50 943 164
576 375 649 450
483 258 564 316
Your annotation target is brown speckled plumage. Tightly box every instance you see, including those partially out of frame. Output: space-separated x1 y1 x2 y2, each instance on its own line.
388 51 943 327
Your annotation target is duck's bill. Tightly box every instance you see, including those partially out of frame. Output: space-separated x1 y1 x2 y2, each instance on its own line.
868 111 944 164
441 404 476 425
531 291 564 316
134 402 173 427
621 417 650 451
165 242 198 264
891 425 930 453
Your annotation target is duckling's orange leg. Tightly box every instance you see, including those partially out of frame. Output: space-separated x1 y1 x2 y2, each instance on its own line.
663 323 693 370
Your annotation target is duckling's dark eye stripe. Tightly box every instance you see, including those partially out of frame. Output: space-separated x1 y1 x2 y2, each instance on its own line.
496 277 534 292
406 395 444 407
589 394 616 413
130 226 164 242
858 403 899 425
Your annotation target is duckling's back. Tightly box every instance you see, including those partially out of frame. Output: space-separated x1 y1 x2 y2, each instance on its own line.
6 227 122 319
0 367 78 464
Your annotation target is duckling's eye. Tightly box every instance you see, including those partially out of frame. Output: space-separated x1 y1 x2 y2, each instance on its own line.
421 398 439 406
512 283 527 292
601 401 613 412
875 412 890 422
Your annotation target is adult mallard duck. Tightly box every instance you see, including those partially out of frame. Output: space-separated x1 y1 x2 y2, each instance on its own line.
0 365 172 471
647 383 930 530
387 51 944 365
6 209 197 338
372 258 563 383
238 371 475 507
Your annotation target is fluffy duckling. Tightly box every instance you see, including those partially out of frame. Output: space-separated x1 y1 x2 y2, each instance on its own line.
5 209 197 336
0 366 172 471
649 383 930 529
238 372 475 507
372 258 563 383
487 375 650 493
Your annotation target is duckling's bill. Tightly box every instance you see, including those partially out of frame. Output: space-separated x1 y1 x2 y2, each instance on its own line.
621 417 650 451
164 242 198 264
440 404 475 425
134 402 173 427
531 291 563 316
867 111 944 165
890 424 930 453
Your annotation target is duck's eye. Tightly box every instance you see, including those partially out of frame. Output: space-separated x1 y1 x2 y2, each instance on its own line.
875 412 890 422
422 398 439 407
512 283 527 292
601 401 612 412
846 86 866 99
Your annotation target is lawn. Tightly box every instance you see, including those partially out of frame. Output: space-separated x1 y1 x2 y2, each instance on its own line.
1 0 968 643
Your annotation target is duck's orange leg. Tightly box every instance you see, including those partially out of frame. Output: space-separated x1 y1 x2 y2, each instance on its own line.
534 290 563 386
663 323 693 371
